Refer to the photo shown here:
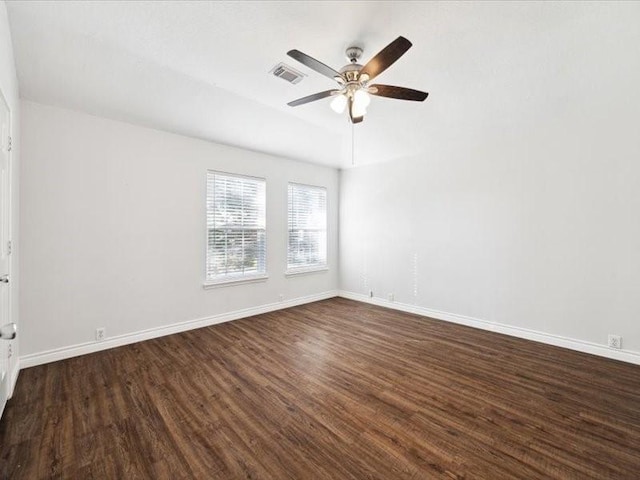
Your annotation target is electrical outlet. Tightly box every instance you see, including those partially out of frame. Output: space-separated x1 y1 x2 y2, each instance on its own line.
7 344 12 358
608 334 622 349
388 293 394 302
96 327 106 342
368 289 374 298
278 294 284 302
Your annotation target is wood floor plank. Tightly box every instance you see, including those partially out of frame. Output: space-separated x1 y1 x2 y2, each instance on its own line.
2 297 640 479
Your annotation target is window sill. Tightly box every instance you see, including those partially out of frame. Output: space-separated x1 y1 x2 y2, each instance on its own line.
203 274 269 289
285 266 329 277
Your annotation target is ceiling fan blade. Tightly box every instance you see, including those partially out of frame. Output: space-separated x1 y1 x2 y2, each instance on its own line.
359 36 412 82
347 95 364 124
287 49 342 81
369 84 429 101
287 89 339 107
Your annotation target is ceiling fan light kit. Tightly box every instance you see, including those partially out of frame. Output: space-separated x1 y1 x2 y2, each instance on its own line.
286 36 429 124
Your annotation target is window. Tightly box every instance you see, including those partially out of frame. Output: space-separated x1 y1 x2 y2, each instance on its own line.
206 172 266 284
287 183 327 273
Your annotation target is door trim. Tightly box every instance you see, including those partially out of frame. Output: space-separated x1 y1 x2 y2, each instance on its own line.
0 87 15 405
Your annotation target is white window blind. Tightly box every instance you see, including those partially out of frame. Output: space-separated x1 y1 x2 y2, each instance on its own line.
288 183 327 271
206 172 266 283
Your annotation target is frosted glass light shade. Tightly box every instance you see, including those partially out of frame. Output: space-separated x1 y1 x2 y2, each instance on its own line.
352 89 371 117
353 89 371 109
330 94 347 114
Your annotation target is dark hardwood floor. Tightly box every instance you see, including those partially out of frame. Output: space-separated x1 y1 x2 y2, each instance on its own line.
1 298 639 479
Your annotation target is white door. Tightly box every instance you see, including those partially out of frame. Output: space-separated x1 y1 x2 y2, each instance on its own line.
0 90 13 417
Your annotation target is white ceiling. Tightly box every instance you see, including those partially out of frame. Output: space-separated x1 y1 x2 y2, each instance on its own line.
6 1 639 168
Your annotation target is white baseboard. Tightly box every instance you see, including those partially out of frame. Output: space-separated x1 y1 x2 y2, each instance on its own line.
20 290 339 368
339 290 640 366
19 289 640 369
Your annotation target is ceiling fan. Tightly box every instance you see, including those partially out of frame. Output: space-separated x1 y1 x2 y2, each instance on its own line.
286 36 428 124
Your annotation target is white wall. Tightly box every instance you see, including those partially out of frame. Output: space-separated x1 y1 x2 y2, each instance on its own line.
0 1 20 392
20 101 338 360
340 5 640 362
15 3 640 367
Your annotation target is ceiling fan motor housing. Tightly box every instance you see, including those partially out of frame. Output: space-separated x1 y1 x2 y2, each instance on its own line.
339 63 363 82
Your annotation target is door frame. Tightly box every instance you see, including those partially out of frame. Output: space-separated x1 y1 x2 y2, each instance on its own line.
0 86 14 410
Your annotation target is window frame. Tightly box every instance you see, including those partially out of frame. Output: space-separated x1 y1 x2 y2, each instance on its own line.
286 182 328 276
204 170 268 288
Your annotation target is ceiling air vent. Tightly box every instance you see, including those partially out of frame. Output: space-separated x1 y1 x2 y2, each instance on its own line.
270 62 306 84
